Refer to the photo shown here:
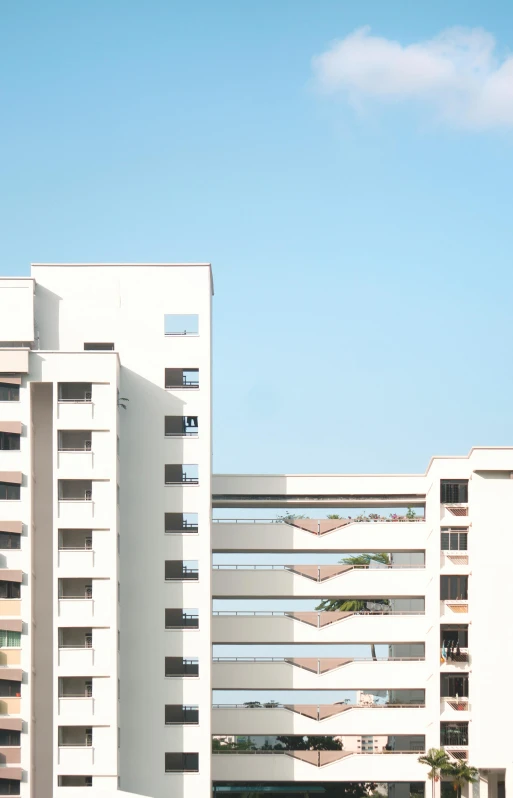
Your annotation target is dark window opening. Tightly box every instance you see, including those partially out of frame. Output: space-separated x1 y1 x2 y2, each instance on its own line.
441 674 469 698
165 512 198 533
165 705 199 725
0 780 20 795
165 608 198 629
441 480 468 504
84 343 114 351
0 433 20 451
0 483 20 501
165 464 198 485
441 722 468 746
165 752 199 772
441 575 468 601
165 657 199 677
441 529 468 551
0 382 19 402
165 368 199 389
165 416 198 436
0 680 21 697
0 731 20 746
58 383 92 402
0 534 20 550
0 581 21 599
165 561 199 581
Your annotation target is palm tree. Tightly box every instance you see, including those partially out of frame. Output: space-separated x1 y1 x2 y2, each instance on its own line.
445 762 478 798
418 748 451 798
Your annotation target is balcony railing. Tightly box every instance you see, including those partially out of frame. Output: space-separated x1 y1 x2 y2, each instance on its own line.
212 517 425 525
212 655 425 665
213 610 424 617
212 702 425 712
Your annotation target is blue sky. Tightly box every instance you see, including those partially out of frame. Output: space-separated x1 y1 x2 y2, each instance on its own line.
2 0 513 474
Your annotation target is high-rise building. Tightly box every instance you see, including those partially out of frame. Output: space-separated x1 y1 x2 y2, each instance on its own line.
0 263 509 798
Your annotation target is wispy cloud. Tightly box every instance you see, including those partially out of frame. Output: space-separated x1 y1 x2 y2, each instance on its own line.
312 26 513 130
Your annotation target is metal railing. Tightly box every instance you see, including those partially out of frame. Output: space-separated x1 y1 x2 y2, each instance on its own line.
212 518 426 525
212 656 425 663
212 749 424 757
212 563 425 570
212 610 424 617
212 703 425 710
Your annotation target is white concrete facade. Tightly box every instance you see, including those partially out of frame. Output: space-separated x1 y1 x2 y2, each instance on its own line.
0 263 510 798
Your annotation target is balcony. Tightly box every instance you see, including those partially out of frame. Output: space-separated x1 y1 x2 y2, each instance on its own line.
212 608 425 644
165 561 199 581
58 726 94 768
58 580 93 622
212 735 426 781
58 677 94 719
212 656 427 691
58 628 94 669
212 517 427 553
165 415 198 437
165 464 199 486
165 368 199 390
165 512 198 534
58 529 94 572
58 480 94 522
57 431 93 473
213 562 426 598
165 609 199 629
57 383 93 424
212 699 426 736
165 657 199 677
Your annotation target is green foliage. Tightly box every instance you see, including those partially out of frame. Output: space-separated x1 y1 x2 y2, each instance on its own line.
418 748 451 781
444 762 479 795
406 507 417 519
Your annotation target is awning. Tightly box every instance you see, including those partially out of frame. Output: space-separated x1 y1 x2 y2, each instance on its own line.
0 350 28 374
0 522 22 535
0 422 22 435
0 767 22 780
0 621 22 633
0 718 22 731
0 570 22 583
0 669 22 682
0 376 21 385
0 472 22 485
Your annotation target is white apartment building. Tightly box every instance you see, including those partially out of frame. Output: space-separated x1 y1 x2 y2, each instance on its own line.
0 263 509 798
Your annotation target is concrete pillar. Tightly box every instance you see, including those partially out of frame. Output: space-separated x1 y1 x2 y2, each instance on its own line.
504 767 513 798
480 770 489 798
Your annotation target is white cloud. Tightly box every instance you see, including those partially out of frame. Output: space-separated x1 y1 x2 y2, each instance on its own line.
312 26 513 129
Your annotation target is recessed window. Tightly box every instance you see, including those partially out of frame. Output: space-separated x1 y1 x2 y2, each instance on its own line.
441 575 468 600
165 752 199 772
0 533 20 550
165 608 199 629
165 368 199 389
165 416 198 436
0 482 20 501
164 314 199 336
0 630 21 647
0 379 20 402
165 705 199 725
0 431 20 451
165 657 199 677
441 480 468 504
441 528 468 551
84 343 114 351
165 464 198 485
165 512 198 533
165 561 198 581
0 581 20 599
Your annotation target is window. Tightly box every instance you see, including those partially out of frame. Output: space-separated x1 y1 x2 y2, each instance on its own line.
0 780 21 795
165 609 199 629
0 534 20 550
441 722 468 746
441 626 468 648
441 575 468 601
58 776 92 787
441 674 469 698
58 383 92 402
165 464 199 485
84 343 114 351
165 752 199 772
0 631 21 647
441 480 468 504
165 561 199 581
0 483 20 501
0 581 20 599
0 382 19 402
164 315 199 336
0 730 20 746
165 416 198 436
165 368 199 389
0 679 20 697
0 432 20 451
165 657 199 677
165 705 199 725
165 512 198 533
441 529 468 551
